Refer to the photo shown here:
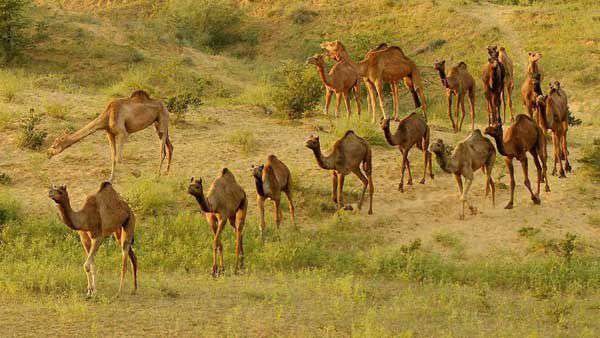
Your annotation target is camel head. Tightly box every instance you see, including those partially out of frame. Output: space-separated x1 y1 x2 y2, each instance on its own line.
487 45 499 59
320 40 344 61
433 59 446 72
549 81 561 93
48 185 69 204
379 117 392 130
527 52 542 63
251 164 264 179
187 177 204 198
484 122 503 139
47 132 70 158
428 139 446 155
304 134 321 150
305 54 325 67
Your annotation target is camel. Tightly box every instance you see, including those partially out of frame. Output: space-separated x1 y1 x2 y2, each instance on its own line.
521 52 543 117
536 81 571 177
306 54 361 118
485 115 550 209
252 155 296 237
482 55 505 125
429 130 496 219
188 168 247 276
48 182 137 296
488 46 515 121
380 113 433 192
320 40 427 122
434 60 476 132
305 131 373 214
47 90 173 181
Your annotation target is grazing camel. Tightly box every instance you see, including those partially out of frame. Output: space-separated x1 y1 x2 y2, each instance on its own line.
321 40 427 121
536 81 571 177
488 46 515 121
306 54 361 118
48 182 137 296
188 169 247 277
521 52 543 117
485 115 550 209
380 113 433 192
429 131 496 219
305 131 374 214
482 55 505 125
252 155 296 236
48 90 173 181
434 60 476 132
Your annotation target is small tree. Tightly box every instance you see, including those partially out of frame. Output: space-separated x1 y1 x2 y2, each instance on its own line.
271 61 322 119
0 0 31 63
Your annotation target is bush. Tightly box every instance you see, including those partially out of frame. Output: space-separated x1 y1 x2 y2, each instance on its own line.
271 61 322 119
289 7 318 24
227 130 256 153
580 138 600 181
0 172 11 185
44 101 70 120
0 0 31 63
124 178 180 217
166 92 202 123
0 69 28 102
0 191 20 224
17 108 46 150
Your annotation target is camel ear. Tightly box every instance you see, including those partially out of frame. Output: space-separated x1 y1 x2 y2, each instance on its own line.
60 184 67 191
528 52 532 56
190 177 194 183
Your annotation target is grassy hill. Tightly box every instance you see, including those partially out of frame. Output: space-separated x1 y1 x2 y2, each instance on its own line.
1 0 600 336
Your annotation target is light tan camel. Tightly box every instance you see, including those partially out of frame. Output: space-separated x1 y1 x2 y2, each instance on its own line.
536 81 571 177
48 90 173 181
485 115 550 209
434 60 476 132
482 55 505 125
380 113 433 192
488 46 515 122
252 155 296 237
188 169 247 277
521 52 543 117
48 182 137 296
305 131 373 214
321 41 427 121
429 130 496 219
306 54 361 118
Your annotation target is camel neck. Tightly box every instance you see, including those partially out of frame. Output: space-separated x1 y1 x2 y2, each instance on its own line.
253 175 265 197
193 193 212 213
491 129 508 156
382 124 397 146
432 150 455 174
310 147 333 170
315 65 332 88
57 201 81 231
60 116 106 152
436 69 449 88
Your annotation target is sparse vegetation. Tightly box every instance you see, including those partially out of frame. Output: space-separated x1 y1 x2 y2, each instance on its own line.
227 129 257 153
16 108 46 150
271 61 322 119
0 0 31 63
166 92 202 123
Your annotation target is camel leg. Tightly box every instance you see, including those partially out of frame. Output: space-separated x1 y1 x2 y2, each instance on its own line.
562 131 571 173
374 79 387 119
324 89 332 115
83 237 103 296
455 92 462 132
460 176 474 219
107 133 117 182
468 89 475 131
257 195 266 238
214 218 226 276
273 198 282 229
363 155 374 215
342 92 352 118
111 132 127 182
531 149 542 196
505 158 515 209
507 81 515 121
235 206 246 271
207 215 218 276
551 133 560 176
406 156 413 186
485 165 496 207
366 80 378 123
284 189 296 227
119 216 136 294
399 149 408 192
337 173 345 210
520 156 540 205
354 83 362 117
391 82 399 120
454 173 463 195
352 168 368 211
331 171 338 203
447 93 456 132
420 148 427 184
155 125 168 177
334 93 342 118
458 93 467 132
79 231 92 256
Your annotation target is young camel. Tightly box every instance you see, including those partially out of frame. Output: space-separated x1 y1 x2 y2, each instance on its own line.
488 46 515 121
521 52 543 118
47 90 173 182
536 81 571 177
306 54 361 118
482 56 505 125
434 60 476 132
429 130 496 219
48 182 137 296
380 113 433 192
188 169 247 277
321 41 427 122
252 155 296 237
485 115 550 209
305 131 374 214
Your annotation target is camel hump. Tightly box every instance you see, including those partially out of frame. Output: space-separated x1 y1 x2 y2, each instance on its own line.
99 181 112 191
343 130 356 138
457 61 467 69
130 90 151 100
267 154 278 162
221 168 231 176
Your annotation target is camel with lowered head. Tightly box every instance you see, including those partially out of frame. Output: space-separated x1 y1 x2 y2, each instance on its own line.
305 131 373 214
48 182 137 296
485 115 550 209
536 81 571 177
188 168 247 277
429 130 496 219
482 55 505 125
321 40 427 121
434 60 476 132
47 90 173 181
252 155 296 237
306 53 361 118
521 52 543 117
488 46 515 122
380 113 433 192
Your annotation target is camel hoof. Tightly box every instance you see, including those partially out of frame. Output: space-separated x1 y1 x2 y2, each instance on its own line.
419 179 425 185
551 170 557 176
532 196 541 205
398 184 404 192
545 186 551 193
469 206 478 215
504 203 513 210
430 174 435 179
559 170 566 178
344 204 354 211
368 210 373 215
407 180 413 186
565 164 572 172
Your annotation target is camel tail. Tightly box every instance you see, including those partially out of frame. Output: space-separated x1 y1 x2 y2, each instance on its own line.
411 69 427 113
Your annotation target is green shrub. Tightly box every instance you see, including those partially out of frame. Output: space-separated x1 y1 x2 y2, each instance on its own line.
0 191 20 224
0 69 28 102
166 92 202 123
0 0 31 63
289 7 318 24
124 178 180 217
0 172 11 185
44 101 70 120
271 61 322 119
227 130 256 153
17 108 46 150
580 138 600 181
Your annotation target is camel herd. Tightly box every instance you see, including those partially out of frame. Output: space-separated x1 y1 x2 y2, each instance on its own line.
44 41 573 295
